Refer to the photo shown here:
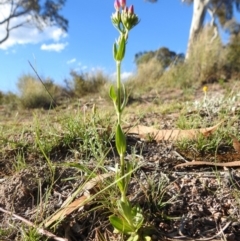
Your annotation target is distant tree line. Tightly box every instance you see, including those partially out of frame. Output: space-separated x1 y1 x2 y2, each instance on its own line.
134 47 185 69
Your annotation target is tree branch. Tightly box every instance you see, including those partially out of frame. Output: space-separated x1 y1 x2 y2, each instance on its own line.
0 0 68 45
0 8 29 25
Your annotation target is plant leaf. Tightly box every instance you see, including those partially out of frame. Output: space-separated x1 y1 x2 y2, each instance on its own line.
131 206 144 229
109 85 117 102
119 201 133 224
127 234 139 241
116 35 126 61
109 215 135 234
116 124 126 155
113 42 118 60
132 234 140 241
121 83 128 111
63 163 92 175
144 236 152 241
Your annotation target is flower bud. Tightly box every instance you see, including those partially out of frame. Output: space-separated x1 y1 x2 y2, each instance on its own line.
119 0 126 8
111 11 121 28
128 5 134 14
114 0 120 11
121 5 139 31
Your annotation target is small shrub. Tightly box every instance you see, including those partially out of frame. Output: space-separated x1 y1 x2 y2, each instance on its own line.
0 91 19 110
126 58 164 97
0 91 3 104
17 74 61 109
186 26 226 84
225 34 240 75
160 62 194 89
156 26 227 90
70 70 108 97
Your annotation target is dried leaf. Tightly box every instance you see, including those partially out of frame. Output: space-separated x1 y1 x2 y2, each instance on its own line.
229 134 240 152
44 173 113 228
60 173 113 208
127 121 224 142
44 196 88 228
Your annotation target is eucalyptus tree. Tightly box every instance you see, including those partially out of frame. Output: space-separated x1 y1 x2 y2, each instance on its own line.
0 0 68 44
146 0 240 58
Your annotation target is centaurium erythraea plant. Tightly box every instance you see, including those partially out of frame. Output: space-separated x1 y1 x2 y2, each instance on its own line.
110 0 139 203
109 2 150 241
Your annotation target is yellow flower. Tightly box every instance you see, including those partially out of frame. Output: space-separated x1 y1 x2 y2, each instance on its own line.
203 86 208 93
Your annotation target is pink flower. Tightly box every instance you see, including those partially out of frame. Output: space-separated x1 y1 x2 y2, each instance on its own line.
114 0 120 10
119 0 126 8
128 5 134 14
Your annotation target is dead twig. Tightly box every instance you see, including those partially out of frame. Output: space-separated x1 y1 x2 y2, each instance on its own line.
0 207 67 241
175 160 240 168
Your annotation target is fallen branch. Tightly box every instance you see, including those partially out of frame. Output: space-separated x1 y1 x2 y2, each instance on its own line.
175 160 240 168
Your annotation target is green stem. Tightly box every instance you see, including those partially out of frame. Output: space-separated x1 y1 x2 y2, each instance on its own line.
120 154 126 202
116 60 127 203
116 60 121 124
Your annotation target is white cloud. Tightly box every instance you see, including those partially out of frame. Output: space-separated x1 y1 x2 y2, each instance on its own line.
67 58 76 64
41 42 68 52
112 71 133 80
76 62 88 70
51 28 67 41
73 65 88 72
121 71 133 79
0 3 67 50
5 49 16 55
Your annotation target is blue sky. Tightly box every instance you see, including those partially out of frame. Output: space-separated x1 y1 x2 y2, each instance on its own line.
0 0 229 93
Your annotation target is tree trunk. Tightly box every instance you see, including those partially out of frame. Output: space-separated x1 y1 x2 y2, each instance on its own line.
185 0 211 59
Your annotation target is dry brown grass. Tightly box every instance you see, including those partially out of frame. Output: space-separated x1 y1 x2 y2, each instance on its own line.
70 70 109 97
126 58 164 98
17 74 62 109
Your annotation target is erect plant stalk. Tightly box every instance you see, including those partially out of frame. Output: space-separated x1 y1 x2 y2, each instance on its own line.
116 60 122 124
